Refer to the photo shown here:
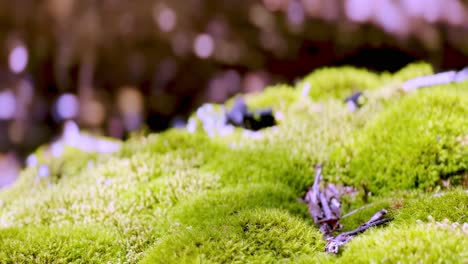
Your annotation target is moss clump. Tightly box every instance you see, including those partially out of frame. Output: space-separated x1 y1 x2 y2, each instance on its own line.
300 62 434 101
0 62 466 263
35 147 100 184
394 189 468 224
339 223 468 263
243 84 299 110
0 225 124 262
203 146 314 191
389 61 434 82
300 66 382 100
0 131 226 262
141 208 323 263
171 183 308 226
327 85 468 195
139 183 320 263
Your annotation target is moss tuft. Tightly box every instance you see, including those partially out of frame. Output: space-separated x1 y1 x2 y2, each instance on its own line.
300 66 382 100
394 189 468 224
141 208 324 263
339 223 468 263
327 85 468 195
244 84 299 110
0 225 124 263
389 61 434 82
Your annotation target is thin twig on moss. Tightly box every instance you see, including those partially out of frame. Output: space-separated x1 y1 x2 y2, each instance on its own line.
303 165 393 254
303 165 342 236
325 209 392 254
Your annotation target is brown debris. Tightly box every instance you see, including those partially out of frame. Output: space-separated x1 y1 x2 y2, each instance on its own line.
302 165 393 254
303 165 342 235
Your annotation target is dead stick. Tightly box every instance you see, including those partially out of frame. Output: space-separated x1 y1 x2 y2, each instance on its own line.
311 165 322 203
338 217 392 238
325 209 392 254
304 165 323 223
319 192 333 219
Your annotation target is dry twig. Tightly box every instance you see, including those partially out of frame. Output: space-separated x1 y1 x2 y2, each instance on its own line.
303 165 393 254
325 209 392 253
303 165 342 236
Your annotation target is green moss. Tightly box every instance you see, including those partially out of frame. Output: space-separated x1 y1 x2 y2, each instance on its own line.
141 209 324 264
11 146 101 190
0 63 466 263
389 61 434 82
0 225 124 263
300 66 382 100
172 183 308 227
394 189 468 224
327 85 468 195
0 131 227 262
202 146 314 191
244 84 299 110
339 223 468 263
119 129 218 158
299 62 434 101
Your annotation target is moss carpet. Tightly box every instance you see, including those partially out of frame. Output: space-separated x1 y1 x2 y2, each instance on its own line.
0 62 467 263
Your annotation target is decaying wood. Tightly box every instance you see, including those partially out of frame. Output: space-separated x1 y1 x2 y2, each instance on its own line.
303 165 393 254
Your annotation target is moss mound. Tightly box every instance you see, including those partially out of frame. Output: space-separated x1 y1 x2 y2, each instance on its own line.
141 208 324 263
0 225 123 262
0 62 467 263
300 66 382 100
339 223 468 263
327 85 468 195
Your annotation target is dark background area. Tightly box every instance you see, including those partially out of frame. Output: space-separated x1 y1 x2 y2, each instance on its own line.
1 0 468 185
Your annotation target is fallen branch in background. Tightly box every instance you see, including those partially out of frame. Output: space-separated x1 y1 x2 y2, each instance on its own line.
402 66 468 92
302 165 393 254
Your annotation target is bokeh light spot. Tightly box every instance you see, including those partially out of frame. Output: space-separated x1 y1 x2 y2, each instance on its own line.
9 45 28 74
287 0 305 25
157 7 177 32
56 93 79 120
194 34 214 59
80 99 106 126
0 90 16 120
345 0 373 22
117 87 144 131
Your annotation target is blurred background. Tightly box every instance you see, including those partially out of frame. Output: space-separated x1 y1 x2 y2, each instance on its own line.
1 0 468 186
